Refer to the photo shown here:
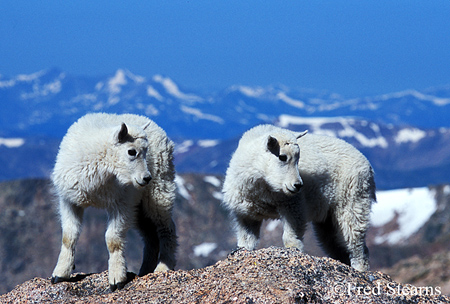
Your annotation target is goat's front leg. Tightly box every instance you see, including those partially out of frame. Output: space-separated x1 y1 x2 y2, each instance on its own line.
279 202 306 251
105 209 131 291
234 212 262 251
52 199 84 283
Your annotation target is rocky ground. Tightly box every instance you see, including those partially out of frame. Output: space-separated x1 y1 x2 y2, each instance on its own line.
2 247 448 304
2 176 450 300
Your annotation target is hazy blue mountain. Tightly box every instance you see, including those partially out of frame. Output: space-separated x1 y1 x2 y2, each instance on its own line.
1 68 450 189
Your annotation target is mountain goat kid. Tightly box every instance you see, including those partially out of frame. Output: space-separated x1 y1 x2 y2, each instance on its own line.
51 113 177 291
222 124 375 271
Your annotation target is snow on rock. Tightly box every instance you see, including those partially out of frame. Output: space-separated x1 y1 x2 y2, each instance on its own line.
371 187 437 245
203 176 221 188
193 242 217 257
212 191 223 200
266 220 281 232
175 175 191 201
203 176 223 199
444 185 450 196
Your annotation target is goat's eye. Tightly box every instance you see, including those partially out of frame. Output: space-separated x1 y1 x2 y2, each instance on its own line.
128 149 137 157
279 154 287 162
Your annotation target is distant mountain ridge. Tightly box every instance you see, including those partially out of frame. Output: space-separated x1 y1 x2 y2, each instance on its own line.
2 68 450 139
1 68 450 188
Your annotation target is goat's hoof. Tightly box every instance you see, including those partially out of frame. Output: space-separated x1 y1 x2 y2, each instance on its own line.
228 247 245 257
51 276 68 284
110 281 126 292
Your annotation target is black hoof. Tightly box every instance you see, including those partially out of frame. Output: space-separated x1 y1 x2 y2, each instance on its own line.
110 281 126 292
110 272 136 292
117 281 127 290
51 276 68 284
228 247 245 257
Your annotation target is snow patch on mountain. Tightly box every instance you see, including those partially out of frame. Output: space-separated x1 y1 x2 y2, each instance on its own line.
107 69 128 94
144 104 159 116
277 115 388 148
198 140 220 148
277 92 305 109
0 78 16 88
395 128 427 144
444 185 450 196
20 75 64 100
203 176 221 187
153 75 202 102
0 70 48 88
371 187 437 245
193 242 217 257
266 219 281 232
376 89 450 106
234 85 266 98
0 138 25 148
175 175 191 201
146 85 163 101
181 106 224 124
175 140 194 154
212 191 223 200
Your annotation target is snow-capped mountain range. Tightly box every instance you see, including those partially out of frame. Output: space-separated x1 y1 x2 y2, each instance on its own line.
2 68 450 138
1 68 450 189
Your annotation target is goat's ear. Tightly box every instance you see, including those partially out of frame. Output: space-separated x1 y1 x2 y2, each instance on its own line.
114 123 128 143
296 130 308 139
267 135 280 156
142 121 151 130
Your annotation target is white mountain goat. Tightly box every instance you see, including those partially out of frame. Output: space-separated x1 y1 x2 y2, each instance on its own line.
222 124 375 271
51 113 177 290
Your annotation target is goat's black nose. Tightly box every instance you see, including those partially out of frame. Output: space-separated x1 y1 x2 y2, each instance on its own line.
294 183 303 191
143 175 152 184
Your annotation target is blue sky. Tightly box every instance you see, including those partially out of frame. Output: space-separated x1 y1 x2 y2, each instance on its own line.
1 1 450 97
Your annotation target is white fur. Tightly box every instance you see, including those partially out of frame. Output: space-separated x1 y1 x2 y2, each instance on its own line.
222 124 375 271
51 113 177 289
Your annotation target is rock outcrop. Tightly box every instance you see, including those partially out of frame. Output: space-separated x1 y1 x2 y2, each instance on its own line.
2 247 448 303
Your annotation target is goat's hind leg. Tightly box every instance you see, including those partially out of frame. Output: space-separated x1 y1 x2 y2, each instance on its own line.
155 218 177 272
52 199 84 283
313 214 351 266
136 203 160 276
313 209 370 271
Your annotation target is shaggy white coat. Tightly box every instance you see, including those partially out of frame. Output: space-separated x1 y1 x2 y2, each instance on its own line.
222 124 375 271
51 113 177 290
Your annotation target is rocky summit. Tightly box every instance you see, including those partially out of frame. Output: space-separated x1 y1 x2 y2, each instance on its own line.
1 247 448 304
